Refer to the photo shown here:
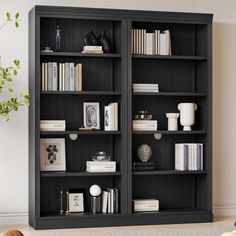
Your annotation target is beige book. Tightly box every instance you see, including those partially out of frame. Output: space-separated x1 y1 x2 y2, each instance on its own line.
75 64 82 91
62 63 65 91
44 63 48 91
41 63 45 91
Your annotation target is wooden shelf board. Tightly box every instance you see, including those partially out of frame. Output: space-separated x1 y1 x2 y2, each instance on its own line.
132 55 206 60
133 130 207 135
133 92 206 97
41 51 121 58
41 171 122 177
40 91 121 95
132 170 206 175
40 130 121 135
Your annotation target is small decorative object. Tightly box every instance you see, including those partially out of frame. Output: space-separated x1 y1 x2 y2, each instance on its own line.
55 23 61 51
178 103 197 131
40 138 66 171
137 144 152 162
59 190 64 215
97 30 111 53
41 47 53 52
68 189 85 213
65 191 70 215
92 151 111 161
166 113 179 131
134 110 152 120
90 184 102 214
83 102 100 130
83 30 98 46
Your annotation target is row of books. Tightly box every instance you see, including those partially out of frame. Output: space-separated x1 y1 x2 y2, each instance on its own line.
86 161 116 173
41 62 82 91
40 120 65 131
133 120 158 131
102 188 119 214
132 29 171 55
133 83 159 93
133 199 159 212
104 103 118 131
175 143 204 171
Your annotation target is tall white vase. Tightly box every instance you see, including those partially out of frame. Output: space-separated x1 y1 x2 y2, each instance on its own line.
178 103 197 131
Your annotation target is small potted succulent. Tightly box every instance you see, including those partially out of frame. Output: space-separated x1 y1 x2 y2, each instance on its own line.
0 12 29 121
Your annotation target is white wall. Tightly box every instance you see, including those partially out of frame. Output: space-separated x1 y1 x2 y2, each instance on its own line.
0 0 236 225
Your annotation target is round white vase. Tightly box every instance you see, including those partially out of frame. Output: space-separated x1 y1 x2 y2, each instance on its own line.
178 103 197 131
166 113 179 131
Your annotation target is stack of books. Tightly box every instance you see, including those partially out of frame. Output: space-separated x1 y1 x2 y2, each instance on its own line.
40 120 66 131
104 102 118 131
41 62 82 91
132 161 155 171
82 46 103 54
133 83 159 93
86 161 116 173
175 143 203 171
132 29 171 55
133 120 158 131
133 199 159 212
102 188 119 214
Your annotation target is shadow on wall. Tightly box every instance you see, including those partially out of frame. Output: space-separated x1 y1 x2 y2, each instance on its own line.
213 22 236 212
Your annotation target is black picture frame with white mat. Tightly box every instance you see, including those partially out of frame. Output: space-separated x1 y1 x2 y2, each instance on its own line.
83 102 100 130
40 138 66 171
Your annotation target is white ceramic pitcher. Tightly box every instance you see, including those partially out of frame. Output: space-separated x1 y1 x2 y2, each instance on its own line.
178 103 197 131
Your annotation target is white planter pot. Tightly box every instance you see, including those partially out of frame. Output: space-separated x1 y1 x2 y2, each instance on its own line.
166 113 179 131
178 103 197 131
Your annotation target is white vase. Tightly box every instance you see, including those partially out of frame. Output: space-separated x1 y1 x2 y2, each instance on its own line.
166 113 179 131
178 103 197 131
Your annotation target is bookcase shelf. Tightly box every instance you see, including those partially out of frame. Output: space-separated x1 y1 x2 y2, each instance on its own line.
41 171 122 177
41 91 122 95
132 170 207 175
29 5 212 229
41 51 122 58
132 55 206 60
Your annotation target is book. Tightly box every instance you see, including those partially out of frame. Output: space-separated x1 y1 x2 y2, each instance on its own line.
107 188 114 213
64 63 70 91
113 188 119 213
86 161 116 172
107 192 111 213
52 62 58 91
69 63 74 91
47 62 54 91
83 46 102 51
133 199 159 212
41 63 45 91
132 166 155 171
102 191 108 213
81 50 103 54
132 161 154 167
74 63 82 91
104 102 118 131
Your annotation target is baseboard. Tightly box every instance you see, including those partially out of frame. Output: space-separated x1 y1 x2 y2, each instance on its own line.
0 205 235 225
0 212 28 225
213 203 236 216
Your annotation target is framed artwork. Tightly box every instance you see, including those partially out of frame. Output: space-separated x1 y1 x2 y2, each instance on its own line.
40 138 66 171
68 189 85 213
83 102 100 130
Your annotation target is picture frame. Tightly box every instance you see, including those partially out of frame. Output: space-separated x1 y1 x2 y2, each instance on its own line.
68 189 85 213
83 102 100 130
40 138 66 171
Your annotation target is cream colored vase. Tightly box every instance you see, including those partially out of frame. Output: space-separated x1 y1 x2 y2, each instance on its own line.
178 103 197 131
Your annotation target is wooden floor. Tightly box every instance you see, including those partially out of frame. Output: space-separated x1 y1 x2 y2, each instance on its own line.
0 217 235 236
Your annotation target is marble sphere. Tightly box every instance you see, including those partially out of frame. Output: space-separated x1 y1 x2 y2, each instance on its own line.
89 184 102 197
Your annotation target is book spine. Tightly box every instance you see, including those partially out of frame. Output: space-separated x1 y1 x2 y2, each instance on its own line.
184 144 188 171
102 191 108 214
160 32 167 55
197 144 201 170
59 63 62 91
107 192 111 213
78 64 82 91
47 62 53 91
69 63 74 91
64 63 70 91
52 62 58 91
104 106 110 131
114 188 119 213
200 144 203 170
62 63 65 91
41 63 45 91
175 144 184 170
143 29 147 54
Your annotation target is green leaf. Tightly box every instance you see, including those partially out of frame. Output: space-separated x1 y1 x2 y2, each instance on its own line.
6 12 11 21
13 69 17 75
14 60 20 66
15 21 19 28
15 12 19 19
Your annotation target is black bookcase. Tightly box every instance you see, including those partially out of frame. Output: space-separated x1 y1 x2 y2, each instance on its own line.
29 5 213 229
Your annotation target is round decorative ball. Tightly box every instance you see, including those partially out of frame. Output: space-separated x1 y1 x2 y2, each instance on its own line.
89 184 102 197
137 144 152 162
3 230 24 236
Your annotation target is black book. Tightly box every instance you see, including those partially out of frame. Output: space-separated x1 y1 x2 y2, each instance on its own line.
132 161 155 167
133 166 155 171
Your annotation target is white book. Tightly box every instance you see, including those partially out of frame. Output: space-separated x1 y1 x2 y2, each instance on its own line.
133 83 159 87
104 106 111 131
133 124 157 129
59 63 62 91
86 167 116 173
133 199 159 204
52 62 58 91
200 144 203 170
62 63 65 91
69 63 75 91
102 191 108 213
41 63 45 91
40 123 65 129
143 29 147 54
107 188 114 213
133 89 159 92
47 62 54 91
133 120 157 124
160 32 168 55
133 127 157 131
64 63 70 91
40 120 65 124
175 144 185 171
107 192 111 213
164 30 172 55
146 33 155 55
86 161 116 166
84 46 102 51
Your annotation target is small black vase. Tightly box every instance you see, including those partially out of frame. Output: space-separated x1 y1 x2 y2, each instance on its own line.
83 30 97 46
98 31 111 53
